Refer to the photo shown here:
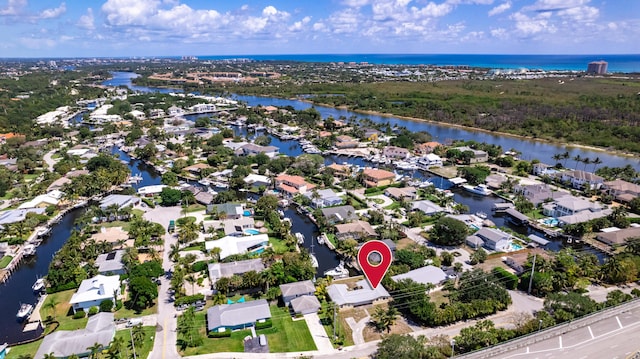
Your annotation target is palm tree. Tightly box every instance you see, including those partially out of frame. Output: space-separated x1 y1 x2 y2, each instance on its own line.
561 151 571 167
43 353 56 359
581 157 591 171
209 247 222 262
86 342 104 359
572 154 582 170
132 324 145 346
44 296 59 321
211 292 226 305
552 153 563 166
592 157 602 172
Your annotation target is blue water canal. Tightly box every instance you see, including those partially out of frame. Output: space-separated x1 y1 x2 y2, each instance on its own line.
1 70 631 343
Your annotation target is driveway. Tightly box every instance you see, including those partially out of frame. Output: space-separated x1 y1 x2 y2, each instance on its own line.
43 149 59 172
304 313 335 353
145 206 182 359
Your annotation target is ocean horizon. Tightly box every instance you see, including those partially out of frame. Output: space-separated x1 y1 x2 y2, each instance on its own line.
196 53 640 73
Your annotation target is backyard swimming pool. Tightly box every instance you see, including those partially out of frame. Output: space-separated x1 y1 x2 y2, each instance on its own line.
243 210 252 216
511 243 523 251
244 228 261 235
542 218 559 226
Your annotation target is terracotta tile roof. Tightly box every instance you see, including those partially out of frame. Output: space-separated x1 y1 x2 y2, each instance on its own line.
363 168 395 180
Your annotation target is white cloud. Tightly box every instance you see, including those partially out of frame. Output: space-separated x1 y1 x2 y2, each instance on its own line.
488 1 511 16
524 0 590 12
39 2 66 19
77 8 95 30
0 0 27 16
557 5 598 22
343 0 370 7
510 11 557 35
490 27 508 39
289 16 311 32
20 36 57 49
101 0 161 26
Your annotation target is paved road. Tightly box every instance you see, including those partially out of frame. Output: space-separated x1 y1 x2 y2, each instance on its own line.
145 206 182 359
42 149 58 172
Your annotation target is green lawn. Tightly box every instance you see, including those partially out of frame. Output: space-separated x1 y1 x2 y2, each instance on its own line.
260 305 316 353
181 305 316 355
112 326 156 359
41 289 89 331
269 237 289 254
180 243 205 252
114 302 158 320
94 220 132 232
0 255 13 269
5 339 43 359
184 204 206 213
385 201 402 210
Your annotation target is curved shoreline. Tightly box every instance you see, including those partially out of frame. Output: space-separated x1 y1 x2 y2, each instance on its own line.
295 97 639 160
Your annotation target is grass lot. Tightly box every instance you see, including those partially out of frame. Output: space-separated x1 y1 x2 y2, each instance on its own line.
262 305 316 352
180 243 204 252
269 237 289 254
24 173 40 182
429 290 450 307
181 305 316 355
6 339 43 359
41 290 89 331
325 233 337 248
0 255 13 269
184 204 206 213
362 304 413 342
384 201 402 210
115 302 158 320
113 326 156 359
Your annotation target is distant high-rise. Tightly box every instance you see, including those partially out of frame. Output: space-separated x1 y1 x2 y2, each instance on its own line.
587 61 608 74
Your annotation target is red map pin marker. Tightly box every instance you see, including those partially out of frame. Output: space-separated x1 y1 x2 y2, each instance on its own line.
358 240 392 289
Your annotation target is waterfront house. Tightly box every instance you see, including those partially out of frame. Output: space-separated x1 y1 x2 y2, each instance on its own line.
99 194 140 211
183 163 212 176
596 227 640 246
195 191 214 205
18 190 63 209
95 250 126 275
560 170 604 190
34 313 115 359
411 200 444 216
69 275 121 313
514 183 568 206
542 196 603 218
207 203 245 219
454 146 488 163
240 143 279 158
363 128 382 141
207 299 271 333
602 179 640 204
190 103 217 113
280 280 316 306
205 233 268 260
304 188 343 208
320 205 358 224
472 227 513 251
168 105 184 116
327 279 391 311
208 259 265 287
362 168 395 187
417 153 443 168
335 220 378 241
128 110 146 120
137 184 167 196
385 186 417 201
532 163 559 177
382 146 410 160
275 174 315 198
335 135 359 149
391 265 447 287
149 108 165 119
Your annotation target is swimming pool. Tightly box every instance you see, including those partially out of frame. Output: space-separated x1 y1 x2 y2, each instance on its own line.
511 243 523 251
542 218 559 226
243 210 252 216
244 228 260 235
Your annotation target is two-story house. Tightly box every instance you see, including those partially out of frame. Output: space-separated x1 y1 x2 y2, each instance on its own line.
362 168 395 187
382 146 410 160
275 174 316 198
560 170 604 190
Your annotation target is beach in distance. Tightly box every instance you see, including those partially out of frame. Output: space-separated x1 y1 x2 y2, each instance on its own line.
196 53 640 73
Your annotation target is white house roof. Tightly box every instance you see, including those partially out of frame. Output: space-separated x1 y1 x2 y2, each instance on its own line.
244 174 270 184
206 299 271 331
18 191 63 209
327 279 390 307
0 208 46 225
69 275 120 306
137 185 167 195
391 265 447 286
205 234 267 259
99 194 139 210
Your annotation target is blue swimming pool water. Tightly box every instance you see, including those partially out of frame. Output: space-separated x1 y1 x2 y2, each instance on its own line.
543 218 559 226
243 210 252 216
511 243 523 251
244 229 260 235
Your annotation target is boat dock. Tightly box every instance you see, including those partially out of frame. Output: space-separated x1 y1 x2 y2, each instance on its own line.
24 294 46 332
492 202 515 212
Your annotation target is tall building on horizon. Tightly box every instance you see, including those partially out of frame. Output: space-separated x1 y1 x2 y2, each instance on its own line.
587 60 608 74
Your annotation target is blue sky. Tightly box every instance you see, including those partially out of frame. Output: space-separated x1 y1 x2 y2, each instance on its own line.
1 0 638 57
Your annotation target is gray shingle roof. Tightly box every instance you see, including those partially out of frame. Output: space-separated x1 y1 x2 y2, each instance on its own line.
207 299 271 331
320 205 357 222
280 280 315 298
290 295 321 314
95 250 125 274
34 313 115 359
327 279 390 307
391 265 447 286
208 259 265 282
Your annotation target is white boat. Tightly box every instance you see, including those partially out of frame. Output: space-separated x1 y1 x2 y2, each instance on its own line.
277 209 285 218
16 303 34 320
475 211 488 219
23 244 36 256
310 253 319 268
316 235 325 245
324 261 349 278
127 173 143 184
462 184 493 196
295 232 305 244
32 278 45 292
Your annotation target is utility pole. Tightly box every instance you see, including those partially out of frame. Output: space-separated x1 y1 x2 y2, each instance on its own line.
527 253 537 295
130 326 137 359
